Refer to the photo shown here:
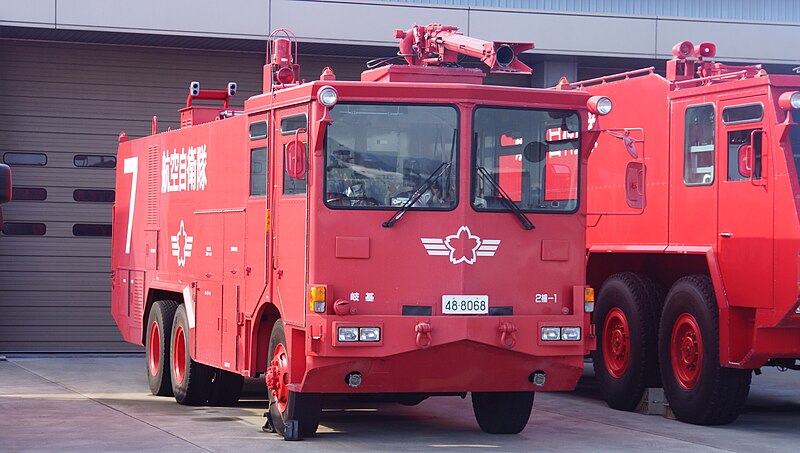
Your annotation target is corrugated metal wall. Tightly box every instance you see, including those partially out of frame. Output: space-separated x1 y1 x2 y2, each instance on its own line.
0 39 368 352
378 0 800 23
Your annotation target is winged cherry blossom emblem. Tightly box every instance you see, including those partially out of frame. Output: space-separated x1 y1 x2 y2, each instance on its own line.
421 226 500 265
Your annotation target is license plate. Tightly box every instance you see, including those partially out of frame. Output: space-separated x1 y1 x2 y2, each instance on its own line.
442 295 489 314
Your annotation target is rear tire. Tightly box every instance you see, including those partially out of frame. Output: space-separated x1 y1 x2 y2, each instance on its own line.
145 300 178 396
658 275 752 425
208 369 244 406
471 391 534 434
591 273 661 411
170 304 213 405
266 319 322 438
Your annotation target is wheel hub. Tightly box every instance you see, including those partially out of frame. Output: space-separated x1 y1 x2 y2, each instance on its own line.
266 343 289 412
148 321 160 377
671 313 703 390
173 325 186 384
603 308 630 378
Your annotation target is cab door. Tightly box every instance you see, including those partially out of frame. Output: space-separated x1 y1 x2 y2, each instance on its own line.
272 106 309 326
669 101 718 245
242 116 270 372
716 98 773 308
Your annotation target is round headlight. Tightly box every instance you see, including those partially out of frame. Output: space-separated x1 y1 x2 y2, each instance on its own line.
587 96 613 116
779 91 800 111
318 86 338 107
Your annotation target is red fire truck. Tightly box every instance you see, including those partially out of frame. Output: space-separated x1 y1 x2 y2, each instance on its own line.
579 42 800 425
112 25 609 438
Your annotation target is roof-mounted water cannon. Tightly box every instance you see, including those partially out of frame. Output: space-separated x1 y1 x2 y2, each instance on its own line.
264 28 301 92
394 24 533 73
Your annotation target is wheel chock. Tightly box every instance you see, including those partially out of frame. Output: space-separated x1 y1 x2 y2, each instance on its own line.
283 419 300 441
261 411 276 433
636 388 667 416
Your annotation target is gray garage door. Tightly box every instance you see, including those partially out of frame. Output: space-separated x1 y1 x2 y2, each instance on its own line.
0 39 372 352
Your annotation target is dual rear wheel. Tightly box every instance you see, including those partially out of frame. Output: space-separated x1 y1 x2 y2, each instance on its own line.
593 273 752 425
144 301 243 406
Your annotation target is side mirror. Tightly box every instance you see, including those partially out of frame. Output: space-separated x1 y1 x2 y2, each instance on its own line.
737 143 753 178
625 161 646 209
285 133 307 180
0 164 11 204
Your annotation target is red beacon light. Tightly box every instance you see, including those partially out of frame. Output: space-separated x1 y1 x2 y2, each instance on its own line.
264 29 301 91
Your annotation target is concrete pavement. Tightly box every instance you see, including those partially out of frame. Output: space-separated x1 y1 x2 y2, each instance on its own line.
1 355 798 452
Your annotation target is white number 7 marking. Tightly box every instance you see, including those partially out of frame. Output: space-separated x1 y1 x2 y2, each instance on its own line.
123 157 138 254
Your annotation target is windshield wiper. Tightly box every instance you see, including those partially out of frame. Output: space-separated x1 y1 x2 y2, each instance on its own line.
475 166 535 230
383 161 451 228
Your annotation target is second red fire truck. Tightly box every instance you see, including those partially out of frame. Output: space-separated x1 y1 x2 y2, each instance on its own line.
580 41 800 425
112 25 614 437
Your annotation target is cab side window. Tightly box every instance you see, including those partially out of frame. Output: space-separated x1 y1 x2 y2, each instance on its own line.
250 147 268 196
684 104 715 186
722 104 764 182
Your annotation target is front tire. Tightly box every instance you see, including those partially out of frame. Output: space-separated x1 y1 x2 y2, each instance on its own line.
170 304 213 405
266 319 322 438
658 275 751 425
145 300 178 396
471 391 534 434
591 273 661 411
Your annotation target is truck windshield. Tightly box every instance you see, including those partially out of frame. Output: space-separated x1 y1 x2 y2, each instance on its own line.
324 103 458 210
472 107 580 213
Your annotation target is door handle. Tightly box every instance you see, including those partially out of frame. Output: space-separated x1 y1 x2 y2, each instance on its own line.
719 232 732 238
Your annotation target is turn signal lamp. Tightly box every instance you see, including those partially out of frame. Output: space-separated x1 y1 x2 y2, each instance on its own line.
309 286 327 313
779 91 800 110
587 96 612 115
584 287 595 313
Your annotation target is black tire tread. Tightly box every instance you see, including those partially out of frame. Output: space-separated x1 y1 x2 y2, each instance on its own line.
630 273 665 387
659 275 751 425
171 304 213 406
145 300 179 396
471 391 534 434
267 319 322 438
591 272 660 411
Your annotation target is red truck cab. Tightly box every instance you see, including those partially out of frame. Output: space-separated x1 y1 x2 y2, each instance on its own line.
582 42 800 425
112 25 604 438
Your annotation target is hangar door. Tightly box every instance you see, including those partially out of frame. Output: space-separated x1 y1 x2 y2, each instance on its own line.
0 38 369 352
0 39 266 352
